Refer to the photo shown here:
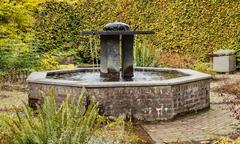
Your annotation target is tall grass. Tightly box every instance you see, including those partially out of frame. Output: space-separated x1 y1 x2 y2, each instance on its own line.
135 43 157 67
5 89 99 144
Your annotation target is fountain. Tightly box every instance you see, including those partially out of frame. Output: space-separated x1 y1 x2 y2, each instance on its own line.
27 22 211 121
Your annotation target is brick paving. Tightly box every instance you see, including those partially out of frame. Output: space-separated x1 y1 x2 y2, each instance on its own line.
142 103 239 143
142 74 240 144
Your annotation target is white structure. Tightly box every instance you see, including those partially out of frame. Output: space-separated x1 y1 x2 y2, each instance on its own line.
213 54 236 73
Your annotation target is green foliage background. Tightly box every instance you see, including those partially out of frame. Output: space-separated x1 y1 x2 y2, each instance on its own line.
0 0 41 76
1 0 240 74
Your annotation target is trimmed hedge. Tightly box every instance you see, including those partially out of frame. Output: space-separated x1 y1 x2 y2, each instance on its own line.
33 1 81 54
33 0 240 64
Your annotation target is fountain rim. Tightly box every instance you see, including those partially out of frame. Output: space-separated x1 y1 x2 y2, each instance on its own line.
27 67 212 88
80 30 155 35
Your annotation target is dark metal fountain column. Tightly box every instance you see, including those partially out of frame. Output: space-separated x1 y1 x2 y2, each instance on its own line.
100 35 120 80
100 34 134 80
80 22 154 81
100 22 131 81
122 35 134 79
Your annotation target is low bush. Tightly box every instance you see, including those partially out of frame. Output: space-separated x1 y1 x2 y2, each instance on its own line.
157 52 215 74
0 49 39 79
37 53 60 71
191 61 215 74
213 81 240 121
135 43 157 67
158 52 195 68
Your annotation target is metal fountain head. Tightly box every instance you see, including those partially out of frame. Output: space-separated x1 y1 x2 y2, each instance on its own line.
104 22 130 31
81 22 154 81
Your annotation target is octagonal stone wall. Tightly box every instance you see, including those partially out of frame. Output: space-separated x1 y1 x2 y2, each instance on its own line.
27 68 211 121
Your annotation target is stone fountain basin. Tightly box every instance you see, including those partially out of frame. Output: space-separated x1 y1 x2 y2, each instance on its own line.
27 67 211 121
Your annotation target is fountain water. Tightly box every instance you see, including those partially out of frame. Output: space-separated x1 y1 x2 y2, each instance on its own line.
27 22 211 121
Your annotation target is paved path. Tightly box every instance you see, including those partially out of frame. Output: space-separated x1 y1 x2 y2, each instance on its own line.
142 103 239 143
142 73 240 144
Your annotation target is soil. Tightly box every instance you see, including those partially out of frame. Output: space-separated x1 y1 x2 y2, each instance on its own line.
213 80 240 95
133 124 155 144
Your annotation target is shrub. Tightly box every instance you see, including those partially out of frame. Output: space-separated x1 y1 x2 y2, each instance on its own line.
37 53 60 71
158 52 195 68
5 89 100 144
58 64 76 70
191 61 215 74
77 37 100 64
33 0 240 66
0 48 39 78
135 42 157 67
29 0 240 69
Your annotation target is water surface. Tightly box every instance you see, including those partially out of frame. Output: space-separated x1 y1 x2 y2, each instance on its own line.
47 70 185 82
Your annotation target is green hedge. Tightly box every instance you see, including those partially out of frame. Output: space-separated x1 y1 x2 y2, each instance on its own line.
33 1 81 54
0 0 40 75
1 0 240 74
33 0 240 62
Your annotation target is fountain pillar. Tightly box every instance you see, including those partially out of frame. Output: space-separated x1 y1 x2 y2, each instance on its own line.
100 35 120 80
80 22 154 81
122 35 134 79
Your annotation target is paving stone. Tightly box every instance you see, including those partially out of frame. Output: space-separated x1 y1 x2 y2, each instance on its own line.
142 104 239 143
